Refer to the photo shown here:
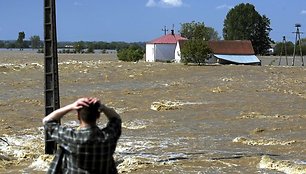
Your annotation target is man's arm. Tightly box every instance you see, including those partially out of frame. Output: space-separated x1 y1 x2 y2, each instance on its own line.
88 97 121 120
100 104 121 120
100 104 122 140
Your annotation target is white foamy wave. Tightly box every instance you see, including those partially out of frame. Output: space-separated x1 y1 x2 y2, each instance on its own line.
0 63 42 72
0 134 43 159
59 60 109 67
233 137 296 146
28 155 53 172
114 107 129 114
117 156 154 173
117 138 158 153
122 119 151 130
259 155 306 174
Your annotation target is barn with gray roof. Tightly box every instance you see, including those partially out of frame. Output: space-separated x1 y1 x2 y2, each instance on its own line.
207 40 261 65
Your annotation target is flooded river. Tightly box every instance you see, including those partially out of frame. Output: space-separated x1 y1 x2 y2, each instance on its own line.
0 51 305 173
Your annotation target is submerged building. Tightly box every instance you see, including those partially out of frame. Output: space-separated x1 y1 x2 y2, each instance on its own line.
146 34 260 65
146 31 187 62
207 40 261 65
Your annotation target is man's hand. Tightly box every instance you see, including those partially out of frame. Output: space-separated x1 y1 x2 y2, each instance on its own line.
88 97 100 105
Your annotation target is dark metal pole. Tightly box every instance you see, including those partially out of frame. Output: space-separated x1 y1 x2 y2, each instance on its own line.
44 0 60 154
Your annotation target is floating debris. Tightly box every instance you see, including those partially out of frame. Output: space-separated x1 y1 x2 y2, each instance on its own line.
250 128 265 134
233 137 296 146
150 100 181 111
238 112 287 119
259 155 306 174
212 87 223 93
211 86 231 93
0 63 43 72
221 77 234 82
150 100 205 111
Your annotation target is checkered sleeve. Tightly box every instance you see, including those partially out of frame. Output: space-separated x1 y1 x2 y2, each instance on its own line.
104 117 122 141
44 121 75 144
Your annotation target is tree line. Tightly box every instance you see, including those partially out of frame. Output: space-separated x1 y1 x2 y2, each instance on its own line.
0 32 145 52
273 39 306 56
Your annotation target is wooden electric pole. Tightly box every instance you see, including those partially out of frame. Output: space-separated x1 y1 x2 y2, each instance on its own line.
292 24 304 66
278 36 288 66
44 0 60 154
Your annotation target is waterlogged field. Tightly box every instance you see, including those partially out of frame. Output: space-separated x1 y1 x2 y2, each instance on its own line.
0 51 305 173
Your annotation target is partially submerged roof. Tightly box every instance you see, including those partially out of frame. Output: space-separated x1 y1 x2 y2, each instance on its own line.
148 34 187 44
214 54 260 64
208 40 255 55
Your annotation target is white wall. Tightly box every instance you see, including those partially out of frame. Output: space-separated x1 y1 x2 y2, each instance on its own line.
145 44 155 62
146 43 177 62
175 42 182 63
155 44 176 62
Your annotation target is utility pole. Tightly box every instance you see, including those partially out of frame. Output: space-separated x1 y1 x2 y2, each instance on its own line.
278 36 288 66
292 24 304 66
44 0 60 154
162 26 168 35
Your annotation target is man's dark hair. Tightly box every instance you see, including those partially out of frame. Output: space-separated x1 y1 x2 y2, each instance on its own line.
78 102 101 124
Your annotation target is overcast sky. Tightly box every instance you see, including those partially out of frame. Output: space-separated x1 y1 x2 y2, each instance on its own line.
0 0 305 42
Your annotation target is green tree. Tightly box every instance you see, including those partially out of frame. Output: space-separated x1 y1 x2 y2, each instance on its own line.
117 45 144 62
274 41 294 56
30 35 41 49
180 21 219 40
251 15 273 55
86 43 95 53
301 38 306 45
206 27 221 40
223 3 273 55
74 41 85 53
180 39 211 65
16 31 25 50
0 41 4 48
6 42 16 49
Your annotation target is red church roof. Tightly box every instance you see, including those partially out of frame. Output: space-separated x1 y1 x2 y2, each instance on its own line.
148 34 187 44
208 40 255 55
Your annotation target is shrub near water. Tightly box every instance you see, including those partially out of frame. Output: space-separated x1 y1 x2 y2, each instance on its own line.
117 45 144 62
181 39 211 65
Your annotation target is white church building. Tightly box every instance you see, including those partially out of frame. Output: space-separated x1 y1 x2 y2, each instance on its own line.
146 31 187 62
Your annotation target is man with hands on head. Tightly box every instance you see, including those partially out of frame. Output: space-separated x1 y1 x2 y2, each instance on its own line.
43 97 122 174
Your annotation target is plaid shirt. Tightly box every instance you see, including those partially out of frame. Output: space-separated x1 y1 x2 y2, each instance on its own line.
45 117 121 174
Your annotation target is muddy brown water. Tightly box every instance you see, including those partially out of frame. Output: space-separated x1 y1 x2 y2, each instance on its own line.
0 51 305 173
